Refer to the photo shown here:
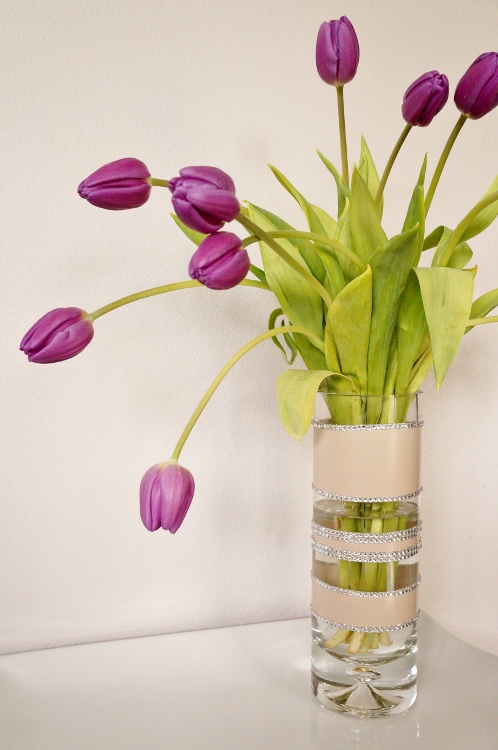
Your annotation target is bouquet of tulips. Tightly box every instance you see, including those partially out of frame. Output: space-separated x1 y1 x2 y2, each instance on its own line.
20 16 498 546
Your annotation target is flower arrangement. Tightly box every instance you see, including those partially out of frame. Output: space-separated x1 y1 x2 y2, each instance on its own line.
21 17 498 547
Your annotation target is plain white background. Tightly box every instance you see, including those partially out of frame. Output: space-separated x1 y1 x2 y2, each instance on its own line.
2 0 498 656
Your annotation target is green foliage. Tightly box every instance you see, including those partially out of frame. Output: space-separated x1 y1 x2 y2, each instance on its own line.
396 271 428 394
316 150 350 217
402 156 427 265
170 214 207 246
350 168 387 263
268 308 298 365
358 136 383 218
460 175 498 241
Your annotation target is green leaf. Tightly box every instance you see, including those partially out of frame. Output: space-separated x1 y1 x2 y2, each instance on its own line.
402 156 427 265
396 271 428 394
414 267 474 389
170 214 207 246
469 288 498 319
350 167 387 264
310 204 337 238
268 308 298 365
358 135 383 218
293 332 328 370
249 203 326 283
276 369 355 440
325 265 372 393
367 226 420 403
268 165 345 297
316 150 350 217
447 242 473 269
423 225 445 251
460 175 498 241
334 201 359 282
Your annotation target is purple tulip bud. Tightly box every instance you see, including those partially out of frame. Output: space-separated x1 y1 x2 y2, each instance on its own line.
188 232 250 290
402 71 449 127
77 158 151 210
316 16 360 87
20 307 94 364
455 52 498 120
169 166 240 234
140 461 195 533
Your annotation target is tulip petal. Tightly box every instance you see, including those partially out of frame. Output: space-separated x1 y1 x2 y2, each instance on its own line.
178 166 235 193
140 464 163 532
172 196 224 234
187 187 240 223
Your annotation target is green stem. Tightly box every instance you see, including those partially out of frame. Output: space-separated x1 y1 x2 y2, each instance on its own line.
170 325 324 461
90 278 270 321
374 123 412 209
467 316 498 327
148 178 169 188
336 86 349 188
425 115 467 214
438 188 498 267
237 215 333 307
242 230 366 272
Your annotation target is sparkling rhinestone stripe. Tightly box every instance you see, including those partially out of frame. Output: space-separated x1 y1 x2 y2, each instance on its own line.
311 538 422 562
310 607 421 633
312 484 423 504
311 573 421 597
311 420 423 431
311 520 422 544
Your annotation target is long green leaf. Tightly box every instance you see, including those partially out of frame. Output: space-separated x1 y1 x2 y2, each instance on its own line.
470 288 498 319
414 267 474 388
334 201 359 282
402 156 427 265
350 167 387 264
268 308 298 365
460 175 498 241
316 150 350 217
396 271 428 394
170 214 207 246
326 265 372 393
423 225 445 251
358 135 383 218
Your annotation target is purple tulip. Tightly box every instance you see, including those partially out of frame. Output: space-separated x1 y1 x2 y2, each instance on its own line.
455 52 498 120
20 307 94 364
169 166 240 234
140 461 195 533
402 71 449 127
77 158 151 210
188 232 250 290
316 16 360 87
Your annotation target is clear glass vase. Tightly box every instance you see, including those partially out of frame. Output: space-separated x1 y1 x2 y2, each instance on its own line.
311 392 422 717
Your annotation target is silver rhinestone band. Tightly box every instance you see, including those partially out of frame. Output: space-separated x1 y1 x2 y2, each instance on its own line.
311 420 423 431
311 520 422 544
310 607 421 633
311 573 420 597
311 538 422 562
312 484 423 504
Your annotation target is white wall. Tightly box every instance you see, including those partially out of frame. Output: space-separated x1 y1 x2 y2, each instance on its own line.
2 0 498 656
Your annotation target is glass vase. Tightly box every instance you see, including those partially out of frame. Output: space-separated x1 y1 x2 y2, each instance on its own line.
310 392 422 717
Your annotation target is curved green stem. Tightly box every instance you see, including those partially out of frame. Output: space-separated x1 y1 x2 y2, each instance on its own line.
374 123 412 209
148 178 169 188
467 316 498 327
90 278 270 321
425 115 467 214
336 86 349 188
243 230 366 272
237 215 333 307
170 325 324 460
438 189 498 267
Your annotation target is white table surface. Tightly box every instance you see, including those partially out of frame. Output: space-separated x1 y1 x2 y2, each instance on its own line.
0 613 496 749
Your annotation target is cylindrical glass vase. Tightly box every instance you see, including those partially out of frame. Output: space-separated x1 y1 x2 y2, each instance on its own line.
311 392 422 717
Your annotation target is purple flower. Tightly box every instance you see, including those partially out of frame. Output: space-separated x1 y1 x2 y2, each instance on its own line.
20 307 94 364
169 166 240 234
455 53 498 120
188 232 250 290
140 461 195 533
77 158 151 210
316 16 360 86
402 71 449 127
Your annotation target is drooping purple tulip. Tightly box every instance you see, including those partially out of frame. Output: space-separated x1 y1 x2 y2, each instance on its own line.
169 166 240 234
316 16 360 87
402 71 449 127
20 307 94 364
454 52 498 120
188 232 250 290
77 158 151 210
140 461 195 533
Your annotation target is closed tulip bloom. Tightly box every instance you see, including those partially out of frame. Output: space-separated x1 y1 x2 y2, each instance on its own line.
402 71 449 127
188 232 250 290
140 461 195 533
169 166 240 234
78 158 151 210
20 307 94 364
316 16 360 86
455 52 498 119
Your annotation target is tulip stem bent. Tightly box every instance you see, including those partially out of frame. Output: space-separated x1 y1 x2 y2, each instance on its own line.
89 279 270 321
425 114 467 214
148 178 169 188
374 123 412 209
237 215 333 307
336 86 349 188
467 316 498 327
170 325 324 461
438 188 498 267
242 230 366 272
